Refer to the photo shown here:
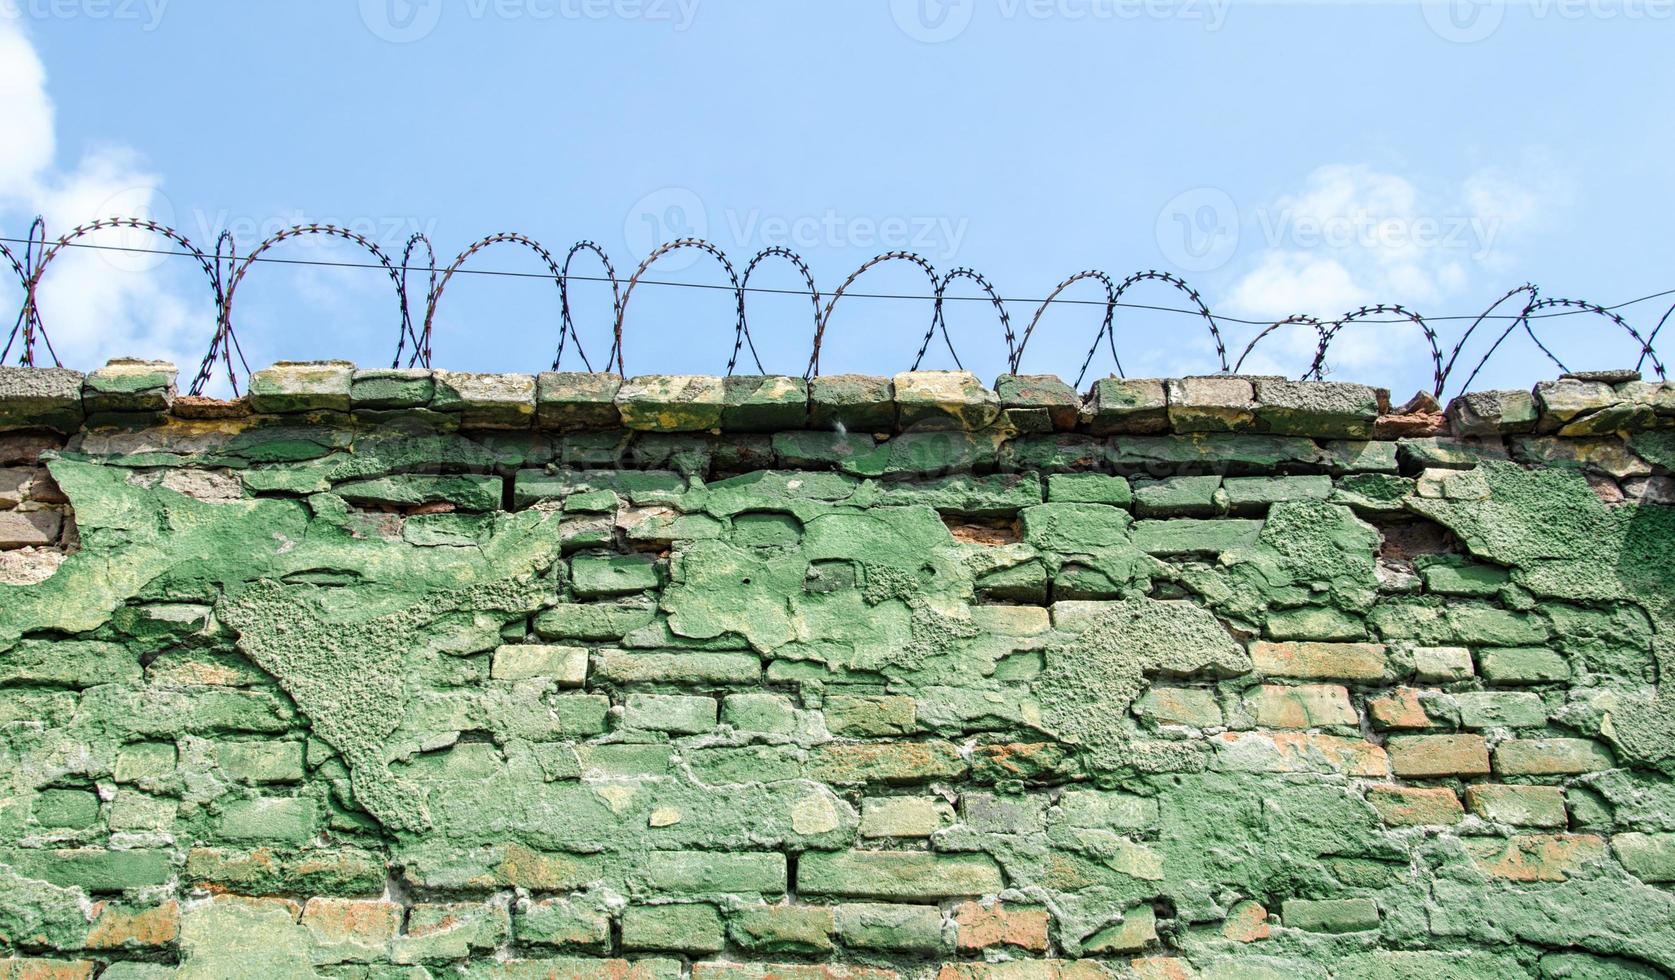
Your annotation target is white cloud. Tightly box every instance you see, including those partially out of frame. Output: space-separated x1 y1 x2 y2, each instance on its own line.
1220 159 1567 384
0 20 205 380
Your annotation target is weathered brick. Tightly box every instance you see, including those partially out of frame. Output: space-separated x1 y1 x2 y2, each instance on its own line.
728 905 835 955
722 693 797 734
31 789 99 829
637 851 787 896
1493 738 1614 776
1453 691 1547 729
492 644 589 685
1133 475 1224 517
1411 646 1474 682
1464 833 1607 881
1245 684 1356 728
823 694 917 737
1477 647 1570 684
301 897 400 964
1082 904 1158 953
1085 377 1168 435
1045 472 1132 506
806 741 968 785
1250 641 1387 681
696 964 896 980
247 361 352 413
1366 785 1463 827
537 372 623 430
0 849 172 892
1612 832 1675 883
961 792 1045 835
1464 784 1567 828
1056 789 1158 830
1133 517 1264 555
515 897 611 951
217 740 306 784
894 371 1000 430
570 553 660 597
1166 376 1256 432
431 372 537 428
1221 474 1333 511
623 694 717 734
83 900 180 951
1212 732 1389 776
833 902 945 953
1387 734 1491 778
1135 687 1223 728
1367 687 1433 730
861 797 953 838
953 902 1050 952
621 904 725 953
0 959 96 980
1281 898 1380 933
393 901 512 963
217 797 320 844
797 851 1004 901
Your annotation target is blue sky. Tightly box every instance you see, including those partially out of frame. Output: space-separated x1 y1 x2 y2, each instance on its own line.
2 0 1671 397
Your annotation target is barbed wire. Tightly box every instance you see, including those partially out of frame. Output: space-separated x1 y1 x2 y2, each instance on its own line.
0 216 1668 399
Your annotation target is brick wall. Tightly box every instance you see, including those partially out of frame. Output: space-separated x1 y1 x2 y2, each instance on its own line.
1 361 1673 978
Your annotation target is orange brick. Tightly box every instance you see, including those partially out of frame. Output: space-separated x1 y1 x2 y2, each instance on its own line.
302 897 401 964
1250 641 1387 681
697 965 899 980
0 960 95 980
1221 899 1271 942
953 901 1050 952
83 900 180 949
939 964 1110 979
1366 786 1464 827
1367 688 1432 730
1465 834 1607 881
1213 732 1390 777
1247 684 1356 728
1387 734 1490 777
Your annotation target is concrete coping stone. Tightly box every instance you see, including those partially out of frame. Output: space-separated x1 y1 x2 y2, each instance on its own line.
1 360 1670 441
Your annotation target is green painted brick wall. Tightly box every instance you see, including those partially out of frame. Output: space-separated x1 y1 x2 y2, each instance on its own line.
2 375 1675 979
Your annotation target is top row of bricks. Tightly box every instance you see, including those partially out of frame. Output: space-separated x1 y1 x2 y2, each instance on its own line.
1 359 1670 439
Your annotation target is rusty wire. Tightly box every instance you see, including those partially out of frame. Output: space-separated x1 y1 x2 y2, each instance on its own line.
1 214 1668 401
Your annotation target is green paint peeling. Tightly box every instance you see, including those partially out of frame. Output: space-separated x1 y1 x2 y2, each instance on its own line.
2 405 1674 977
